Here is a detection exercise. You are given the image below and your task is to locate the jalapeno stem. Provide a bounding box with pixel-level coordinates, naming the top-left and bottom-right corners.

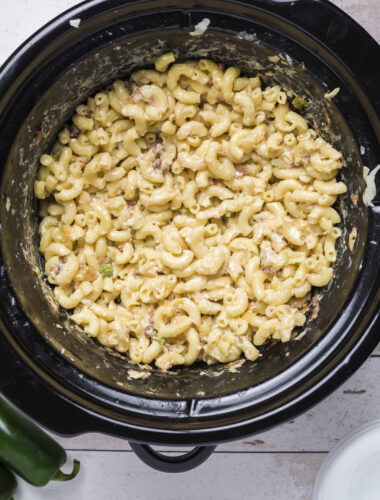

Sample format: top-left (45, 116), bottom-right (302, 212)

top-left (52, 460), bottom-right (80, 482)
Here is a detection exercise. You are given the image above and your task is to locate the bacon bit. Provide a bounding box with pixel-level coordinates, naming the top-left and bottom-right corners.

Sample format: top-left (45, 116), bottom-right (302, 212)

top-left (73, 155), bottom-right (90, 163)
top-left (302, 152), bottom-right (312, 163)
top-left (131, 88), bottom-right (143, 102)
top-left (261, 266), bottom-right (275, 275)
top-left (124, 80), bottom-right (133, 93)
top-left (235, 167), bottom-right (248, 179)
top-left (351, 193), bottom-right (359, 206)
top-left (150, 138), bottom-right (164, 155)
top-left (85, 109), bottom-right (94, 117)
top-left (144, 326), bottom-right (153, 338)
top-left (52, 257), bottom-right (66, 276)
top-left (98, 256), bottom-right (108, 265)
top-left (127, 200), bottom-right (137, 206)
top-left (69, 124), bottom-right (81, 138)
top-left (35, 130), bottom-right (46, 143)
top-left (200, 337), bottom-right (207, 345)
top-left (165, 344), bottom-right (173, 352)
top-left (35, 117), bottom-right (50, 143)
top-left (152, 159), bottom-right (162, 170)
top-left (149, 309), bottom-right (155, 322)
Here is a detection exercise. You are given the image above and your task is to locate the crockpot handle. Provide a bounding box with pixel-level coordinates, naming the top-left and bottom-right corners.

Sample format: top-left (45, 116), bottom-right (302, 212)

top-left (129, 442), bottom-right (216, 473)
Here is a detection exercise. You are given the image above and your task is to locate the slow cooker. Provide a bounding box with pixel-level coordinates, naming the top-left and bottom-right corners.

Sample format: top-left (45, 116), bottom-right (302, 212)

top-left (0, 0), bottom-right (379, 472)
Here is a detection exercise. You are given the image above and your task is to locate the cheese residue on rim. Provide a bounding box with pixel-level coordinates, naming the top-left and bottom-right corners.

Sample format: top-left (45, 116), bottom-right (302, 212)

top-left (236, 31), bottom-right (257, 41)
top-left (189, 18), bottom-right (210, 36)
top-left (69, 19), bottom-right (81, 28)
top-left (324, 87), bottom-right (340, 99)
top-left (363, 165), bottom-right (380, 207)
top-left (127, 369), bottom-right (150, 380)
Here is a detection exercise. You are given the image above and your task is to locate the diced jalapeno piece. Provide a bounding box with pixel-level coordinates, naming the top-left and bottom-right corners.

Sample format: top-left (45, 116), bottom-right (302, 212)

top-left (178, 207), bottom-right (191, 216)
top-left (292, 96), bottom-right (308, 110)
top-left (100, 260), bottom-right (113, 277)
top-left (151, 328), bottom-right (165, 346)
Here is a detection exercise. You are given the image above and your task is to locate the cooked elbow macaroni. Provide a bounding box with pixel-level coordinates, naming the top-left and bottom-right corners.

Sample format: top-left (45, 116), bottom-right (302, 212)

top-left (35, 54), bottom-right (347, 370)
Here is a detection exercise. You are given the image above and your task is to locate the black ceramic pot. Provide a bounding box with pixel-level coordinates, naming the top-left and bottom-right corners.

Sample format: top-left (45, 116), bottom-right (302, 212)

top-left (0, 0), bottom-right (379, 473)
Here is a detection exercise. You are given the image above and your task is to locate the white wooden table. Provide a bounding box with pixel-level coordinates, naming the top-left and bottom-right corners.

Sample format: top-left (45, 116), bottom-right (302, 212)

top-left (1, 1), bottom-right (379, 498)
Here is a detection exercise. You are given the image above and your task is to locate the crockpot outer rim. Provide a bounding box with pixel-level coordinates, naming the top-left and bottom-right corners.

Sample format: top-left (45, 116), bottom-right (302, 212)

top-left (0, 0), bottom-right (379, 444)
top-left (0, 290), bottom-right (379, 445)
top-left (0, 0), bottom-right (379, 118)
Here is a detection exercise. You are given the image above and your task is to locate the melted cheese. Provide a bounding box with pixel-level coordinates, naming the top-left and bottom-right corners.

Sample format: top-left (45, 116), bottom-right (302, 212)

top-left (190, 18), bottom-right (210, 36)
top-left (363, 165), bottom-right (380, 207)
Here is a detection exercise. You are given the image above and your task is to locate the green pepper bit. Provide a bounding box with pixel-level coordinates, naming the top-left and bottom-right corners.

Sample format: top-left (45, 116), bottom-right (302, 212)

top-left (0, 397), bottom-right (79, 487)
top-left (291, 96), bottom-right (308, 110)
top-left (0, 462), bottom-right (17, 500)
top-left (53, 460), bottom-right (80, 482)
top-left (100, 260), bottom-right (113, 277)
top-left (51, 151), bottom-right (61, 162)
top-left (151, 328), bottom-right (165, 346)
top-left (178, 206), bottom-right (191, 216)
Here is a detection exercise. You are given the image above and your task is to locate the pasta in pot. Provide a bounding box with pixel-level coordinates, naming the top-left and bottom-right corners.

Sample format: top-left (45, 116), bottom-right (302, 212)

top-left (34, 53), bottom-right (347, 371)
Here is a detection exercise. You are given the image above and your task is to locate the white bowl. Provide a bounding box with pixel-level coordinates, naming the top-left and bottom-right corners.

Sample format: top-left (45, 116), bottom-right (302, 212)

top-left (313, 420), bottom-right (380, 500)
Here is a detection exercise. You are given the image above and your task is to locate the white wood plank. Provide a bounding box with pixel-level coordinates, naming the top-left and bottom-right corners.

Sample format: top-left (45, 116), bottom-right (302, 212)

top-left (14, 451), bottom-right (326, 500)
top-left (52, 357), bottom-right (380, 453)
top-left (332, 0), bottom-right (380, 43)
top-left (372, 343), bottom-right (380, 356)
top-left (0, 0), bottom-right (79, 66)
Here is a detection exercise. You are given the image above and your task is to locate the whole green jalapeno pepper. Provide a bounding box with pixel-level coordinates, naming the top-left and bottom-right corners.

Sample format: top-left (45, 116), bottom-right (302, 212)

top-left (0, 397), bottom-right (80, 487)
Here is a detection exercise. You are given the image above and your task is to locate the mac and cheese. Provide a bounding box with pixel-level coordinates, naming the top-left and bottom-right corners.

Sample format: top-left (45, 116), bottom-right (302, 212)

top-left (35, 54), bottom-right (347, 370)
